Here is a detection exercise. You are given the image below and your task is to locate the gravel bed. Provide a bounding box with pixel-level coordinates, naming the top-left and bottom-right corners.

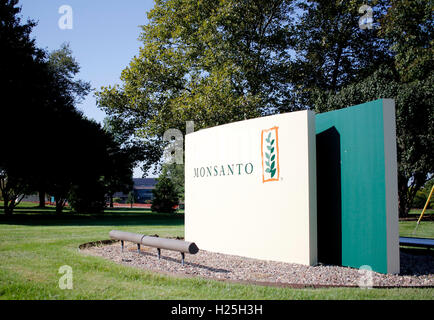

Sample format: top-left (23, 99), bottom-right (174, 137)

top-left (81, 241), bottom-right (434, 288)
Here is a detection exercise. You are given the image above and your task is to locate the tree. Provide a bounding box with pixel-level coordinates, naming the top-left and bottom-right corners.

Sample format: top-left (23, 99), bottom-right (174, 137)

top-left (379, 0), bottom-right (433, 84)
top-left (309, 0), bottom-right (433, 217)
top-left (286, 0), bottom-right (391, 109)
top-left (127, 191), bottom-right (135, 209)
top-left (0, 1), bottom-right (93, 214)
top-left (312, 66), bottom-right (433, 217)
top-left (151, 166), bottom-right (179, 213)
top-left (161, 163), bottom-right (185, 203)
top-left (102, 144), bottom-right (134, 208)
top-left (0, 1), bottom-right (135, 216)
top-left (47, 43), bottom-right (91, 104)
top-left (35, 44), bottom-right (91, 208)
top-left (0, 168), bottom-right (33, 215)
top-left (102, 116), bottom-right (160, 176)
top-left (0, 0), bottom-right (46, 214)
top-left (95, 0), bottom-right (432, 217)
top-left (68, 179), bottom-right (107, 213)
top-left (30, 98), bottom-right (130, 215)
top-left (102, 117), bottom-right (142, 206)
top-left (96, 0), bottom-right (295, 172)
top-left (61, 115), bottom-right (137, 214)
top-left (412, 178), bottom-right (434, 209)
top-left (62, 115), bottom-right (130, 214)
top-left (379, 1), bottom-right (433, 216)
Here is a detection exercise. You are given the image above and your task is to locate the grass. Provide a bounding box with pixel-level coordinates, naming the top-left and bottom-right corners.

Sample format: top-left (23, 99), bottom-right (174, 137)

top-left (0, 202), bottom-right (433, 300)
top-left (409, 208), bottom-right (434, 215)
top-left (400, 220), bottom-right (434, 238)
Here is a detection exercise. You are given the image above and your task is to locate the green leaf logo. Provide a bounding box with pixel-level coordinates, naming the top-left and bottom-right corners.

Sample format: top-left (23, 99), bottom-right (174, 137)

top-left (262, 127), bottom-right (279, 182)
top-left (265, 135), bottom-right (276, 178)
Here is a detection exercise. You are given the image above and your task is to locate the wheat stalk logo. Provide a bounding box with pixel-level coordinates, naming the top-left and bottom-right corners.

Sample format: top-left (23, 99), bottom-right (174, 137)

top-left (261, 127), bottom-right (279, 182)
top-left (264, 132), bottom-right (277, 178)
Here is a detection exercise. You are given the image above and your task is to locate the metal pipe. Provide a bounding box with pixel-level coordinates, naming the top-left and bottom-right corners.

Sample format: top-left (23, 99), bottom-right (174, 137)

top-left (109, 230), bottom-right (145, 244)
top-left (109, 230), bottom-right (199, 254)
top-left (140, 236), bottom-right (199, 254)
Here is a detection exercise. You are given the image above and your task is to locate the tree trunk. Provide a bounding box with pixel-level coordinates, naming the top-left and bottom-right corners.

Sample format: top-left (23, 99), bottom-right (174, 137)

top-left (38, 190), bottom-right (46, 208)
top-left (56, 202), bottom-right (63, 214)
top-left (330, 45), bottom-right (343, 92)
top-left (109, 194), bottom-right (114, 208)
top-left (3, 194), bottom-right (12, 216)
top-left (55, 196), bottom-right (63, 214)
top-left (6, 196), bottom-right (16, 216)
top-left (4, 206), bottom-right (12, 215)
top-left (398, 200), bottom-right (408, 218)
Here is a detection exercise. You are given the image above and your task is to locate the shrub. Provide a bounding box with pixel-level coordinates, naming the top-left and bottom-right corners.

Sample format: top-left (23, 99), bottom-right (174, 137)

top-left (126, 191), bottom-right (135, 208)
top-left (68, 181), bottom-right (106, 213)
top-left (151, 169), bottom-right (179, 213)
top-left (411, 179), bottom-right (434, 209)
top-left (412, 190), bottom-right (433, 209)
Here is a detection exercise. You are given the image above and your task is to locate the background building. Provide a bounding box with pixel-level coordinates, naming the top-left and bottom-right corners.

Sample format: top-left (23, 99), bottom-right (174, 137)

top-left (113, 178), bottom-right (157, 204)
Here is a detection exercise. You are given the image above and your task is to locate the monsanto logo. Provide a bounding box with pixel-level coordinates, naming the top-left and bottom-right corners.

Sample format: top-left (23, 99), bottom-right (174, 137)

top-left (261, 126), bottom-right (280, 182)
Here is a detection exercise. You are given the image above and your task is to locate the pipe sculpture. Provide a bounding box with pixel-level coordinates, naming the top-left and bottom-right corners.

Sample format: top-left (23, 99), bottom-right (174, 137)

top-left (109, 230), bottom-right (199, 265)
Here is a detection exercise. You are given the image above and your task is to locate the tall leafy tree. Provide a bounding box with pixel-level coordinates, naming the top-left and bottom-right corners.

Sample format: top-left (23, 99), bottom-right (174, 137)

top-left (0, 0), bottom-right (136, 216)
top-left (101, 138), bottom-right (135, 208)
top-left (379, 0), bottom-right (433, 217)
top-left (380, 0), bottom-right (433, 83)
top-left (0, 0), bottom-right (46, 214)
top-left (95, 0), bottom-right (432, 218)
top-left (0, 1), bottom-right (92, 214)
top-left (312, 67), bottom-right (433, 217)
top-left (287, 0), bottom-right (391, 109)
top-left (0, 170), bottom-right (34, 215)
top-left (96, 0), bottom-right (295, 172)
top-left (47, 43), bottom-right (91, 104)
top-left (310, 0), bottom-right (433, 217)
top-left (102, 116), bottom-right (151, 177)
top-left (35, 44), bottom-right (91, 208)
top-left (45, 110), bottom-right (133, 214)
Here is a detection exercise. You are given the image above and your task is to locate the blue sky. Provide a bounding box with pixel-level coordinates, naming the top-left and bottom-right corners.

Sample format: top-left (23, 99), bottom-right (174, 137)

top-left (19, 0), bottom-right (156, 177)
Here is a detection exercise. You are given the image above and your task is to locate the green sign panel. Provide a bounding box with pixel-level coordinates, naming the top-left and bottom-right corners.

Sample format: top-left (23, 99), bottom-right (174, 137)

top-left (316, 99), bottom-right (399, 274)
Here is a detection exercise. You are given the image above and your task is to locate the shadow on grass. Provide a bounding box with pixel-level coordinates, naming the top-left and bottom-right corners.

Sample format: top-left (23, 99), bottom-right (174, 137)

top-left (0, 209), bottom-right (184, 227)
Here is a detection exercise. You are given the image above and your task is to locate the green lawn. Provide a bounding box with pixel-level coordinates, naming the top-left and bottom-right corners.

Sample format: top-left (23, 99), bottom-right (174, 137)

top-left (0, 202), bottom-right (432, 300)
top-left (400, 220), bottom-right (434, 238)
top-left (409, 208), bottom-right (434, 218)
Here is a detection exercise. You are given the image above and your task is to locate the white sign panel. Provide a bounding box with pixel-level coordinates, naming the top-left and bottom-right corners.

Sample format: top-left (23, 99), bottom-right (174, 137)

top-left (185, 110), bottom-right (318, 265)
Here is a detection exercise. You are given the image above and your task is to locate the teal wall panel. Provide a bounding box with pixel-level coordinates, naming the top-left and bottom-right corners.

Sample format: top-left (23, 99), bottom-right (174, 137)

top-left (316, 99), bottom-right (395, 274)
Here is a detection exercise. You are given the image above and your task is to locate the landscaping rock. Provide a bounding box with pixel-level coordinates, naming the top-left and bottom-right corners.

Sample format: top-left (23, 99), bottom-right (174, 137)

top-left (81, 241), bottom-right (433, 288)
